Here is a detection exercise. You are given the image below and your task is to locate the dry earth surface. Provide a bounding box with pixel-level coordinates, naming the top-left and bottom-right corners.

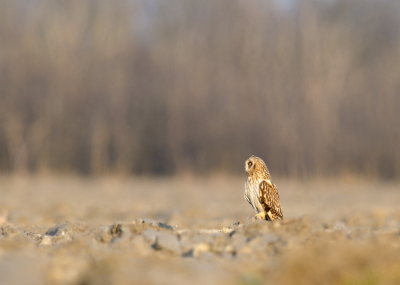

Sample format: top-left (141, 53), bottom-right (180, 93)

top-left (0, 175), bottom-right (400, 285)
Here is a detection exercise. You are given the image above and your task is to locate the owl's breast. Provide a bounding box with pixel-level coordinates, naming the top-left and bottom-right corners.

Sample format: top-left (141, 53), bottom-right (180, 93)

top-left (244, 178), bottom-right (264, 213)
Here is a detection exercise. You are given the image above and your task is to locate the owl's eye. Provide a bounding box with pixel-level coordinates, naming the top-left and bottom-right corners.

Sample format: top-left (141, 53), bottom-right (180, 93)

top-left (247, 161), bottom-right (253, 167)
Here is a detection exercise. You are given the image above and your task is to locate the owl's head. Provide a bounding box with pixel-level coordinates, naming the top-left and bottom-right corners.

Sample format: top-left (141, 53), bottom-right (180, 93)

top-left (245, 155), bottom-right (269, 177)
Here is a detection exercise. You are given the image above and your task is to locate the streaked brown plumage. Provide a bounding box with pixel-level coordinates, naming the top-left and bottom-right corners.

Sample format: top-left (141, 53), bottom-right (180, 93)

top-left (244, 155), bottom-right (283, 221)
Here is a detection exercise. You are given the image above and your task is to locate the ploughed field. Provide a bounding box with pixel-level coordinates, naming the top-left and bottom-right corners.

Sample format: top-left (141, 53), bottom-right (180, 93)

top-left (0, 176), bottom-right (400, 285)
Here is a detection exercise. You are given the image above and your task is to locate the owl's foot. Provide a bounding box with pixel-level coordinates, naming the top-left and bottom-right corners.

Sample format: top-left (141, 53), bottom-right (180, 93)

top-left (252, 212), bottom-right (267, 221)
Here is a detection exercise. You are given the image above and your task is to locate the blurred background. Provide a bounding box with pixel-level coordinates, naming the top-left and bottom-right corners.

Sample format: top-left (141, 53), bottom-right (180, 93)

top-left (0, 0), bottom-right (399, 179)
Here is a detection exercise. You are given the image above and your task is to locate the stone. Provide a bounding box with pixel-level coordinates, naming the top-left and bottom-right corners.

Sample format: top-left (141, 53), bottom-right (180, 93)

top-left (1, 224), bottom-right (20, 237)
top-left (132, 219), bottom-right (143, 224)
top-left (142, 229), bottom-right (158, 244)
top-left (38, 235), bottom-right (53, 246)
top-left (220, 227), bottom-right (234, 234)
top-left (46, 221), bottom-right (92, 237)
top-left (24, 232), bottom-right (43, 244)
top-left (199, 229), bottom-right (221, 235)
top-left (155, 232), bottom-right (181, 254)
top-left (141, 219), bottom-right (159, 226)
top-left (179, 241), bottom-right (193, 255)
top-left (109, 223), bottom-right (134, 239)
top-left (92, 226), bottom-right (113, 244)
top-left (141, 219), bottom-right (174, 230)
top-left (131, 235), bottom-right (153, 256)
top-left (158, 222), bottom-right (174, 231)
top-left (193, 243), bottom-right (210, 257)
top-left (192, 233), bottom-right (215, 244)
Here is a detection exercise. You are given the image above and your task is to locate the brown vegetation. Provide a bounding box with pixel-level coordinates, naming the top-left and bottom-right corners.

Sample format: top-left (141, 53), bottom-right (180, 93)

top-left (0, 0), bottom-right (399, 178)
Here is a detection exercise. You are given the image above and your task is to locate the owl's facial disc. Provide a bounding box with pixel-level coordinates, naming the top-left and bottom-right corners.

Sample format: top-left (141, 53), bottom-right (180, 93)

top-left (245, 159), bottom-right (255, 172)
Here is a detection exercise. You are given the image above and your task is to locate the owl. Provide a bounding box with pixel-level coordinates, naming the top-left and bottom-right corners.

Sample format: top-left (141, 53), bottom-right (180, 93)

top-left (244, 155), bottom-right (283, 221)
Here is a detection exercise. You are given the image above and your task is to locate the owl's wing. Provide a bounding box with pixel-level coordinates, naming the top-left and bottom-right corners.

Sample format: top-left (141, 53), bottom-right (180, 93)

top-left (259, 180), bottom-right (283, 220)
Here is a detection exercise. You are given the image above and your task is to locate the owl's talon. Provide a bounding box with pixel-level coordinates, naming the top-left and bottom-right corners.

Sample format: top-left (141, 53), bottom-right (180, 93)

top-left (252, 213), bottom-right (266, 221)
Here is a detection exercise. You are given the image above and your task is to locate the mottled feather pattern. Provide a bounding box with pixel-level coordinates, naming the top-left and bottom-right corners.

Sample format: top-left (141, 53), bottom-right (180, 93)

top-left (244, 155), bottom-right (283, 221)
top-left (259, 180), bottom-right (283, 220)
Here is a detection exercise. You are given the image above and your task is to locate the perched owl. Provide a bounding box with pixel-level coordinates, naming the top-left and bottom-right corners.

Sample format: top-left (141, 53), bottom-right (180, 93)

top-left (244, 155), bottom-right (283, 221)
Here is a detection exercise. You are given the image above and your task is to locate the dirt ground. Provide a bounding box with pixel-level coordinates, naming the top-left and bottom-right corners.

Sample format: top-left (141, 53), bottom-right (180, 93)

top-left (0, 175), bottom-right (399, 285)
